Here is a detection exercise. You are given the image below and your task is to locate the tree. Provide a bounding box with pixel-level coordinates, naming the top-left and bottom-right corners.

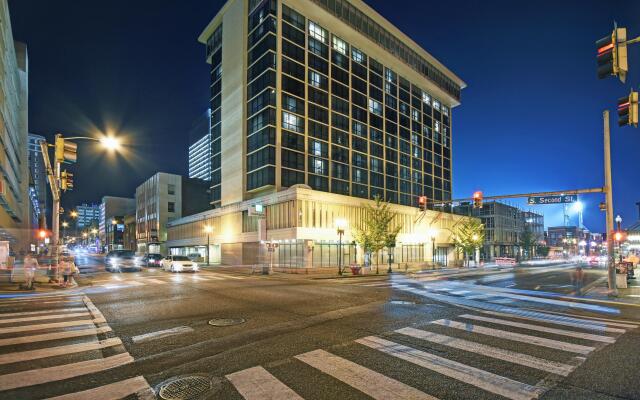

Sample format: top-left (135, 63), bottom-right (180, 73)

top-left (451, 219), bottom-right (485, 267)
top-left (537, 245), bottom-right (550, 257)
top-left (353, 196), bottom-right (402, 274)
top-left (519, 223), bottom-right (538, 260)
top-left (384, 226), bottom-right (401, 273)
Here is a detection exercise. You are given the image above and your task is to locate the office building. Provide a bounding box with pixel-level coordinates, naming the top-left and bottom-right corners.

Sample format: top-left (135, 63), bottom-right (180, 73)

top-left (0, 1), bottom-right (30, 252)
top-left (75, 203), bottom-right (101, 229)
top-left (188, 109), bottom-right (212, 182)
top-left (166, 0), bottom-right (468, 267)
top-left (135, 173), bottom-right (209, 255)
top-left (100, 196), bottom-right (135, 251)
top-left (27, 134), bottom-right (47, 230)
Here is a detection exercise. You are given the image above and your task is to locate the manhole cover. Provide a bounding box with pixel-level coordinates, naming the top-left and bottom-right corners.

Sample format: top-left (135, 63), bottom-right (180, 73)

top-left (208, 317), bottom-right (246, 327)
top-left (158, 375), bottom-right (212, 400)
top-left (388, 300), bottom-right (416, 305)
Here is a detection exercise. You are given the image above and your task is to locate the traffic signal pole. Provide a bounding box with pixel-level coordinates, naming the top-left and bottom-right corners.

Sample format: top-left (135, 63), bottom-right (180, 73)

top-left (603, 110), bottom-right (617, 296)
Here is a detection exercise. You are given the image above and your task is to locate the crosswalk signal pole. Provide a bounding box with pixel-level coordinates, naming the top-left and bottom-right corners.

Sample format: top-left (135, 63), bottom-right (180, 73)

top-left (603, 110), bottom-right (617, 296)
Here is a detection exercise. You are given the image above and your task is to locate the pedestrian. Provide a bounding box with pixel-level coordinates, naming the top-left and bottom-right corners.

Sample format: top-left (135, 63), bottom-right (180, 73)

top-left (60, 256), bottom-right (75, 287)
top-left (22, 252), bottom-right (38, 290)
top-left (572, 266), bottom-right (585, 296)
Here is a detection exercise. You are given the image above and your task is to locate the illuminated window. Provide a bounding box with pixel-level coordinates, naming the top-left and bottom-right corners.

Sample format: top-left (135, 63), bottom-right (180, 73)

top-left (309, 71), bottom-right (321, 87)
top-left (351, 47), bottom-right (364, 63)
top-left (433, 99), bottom-right (441, 111)
top-left (442, 105), bottom-right (449, 116)
top-left (332, 36), bottom-right (347, 55)
top-left (422, 92), bottom-right (431, 105)
top-left (411, 108), bottom-right (419, 121)
top-left (368, 99), bottom-right (382, 116)
top-left (308, 21), bottom-right (326, 43)
top-left (282, 111), bottom-right (303, 133)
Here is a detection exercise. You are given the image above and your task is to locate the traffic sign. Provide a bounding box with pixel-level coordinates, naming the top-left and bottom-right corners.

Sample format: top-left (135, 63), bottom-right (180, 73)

top-left (527, 195), bottom-right (577, 205)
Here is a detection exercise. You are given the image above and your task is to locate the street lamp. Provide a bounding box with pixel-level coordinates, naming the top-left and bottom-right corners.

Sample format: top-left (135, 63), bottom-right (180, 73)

top-left (70, 210), bottom-right (78, 218)
top-left (428, 228), bottom-right (438, 266)
top-left (336, 218), bottom-right (347, 275)
top-left (204, 225), bottom-right (213, 266)
top-left (62, 221), bottom-right (69, 244)
top-left (616, 215), bottom-right (622, 231)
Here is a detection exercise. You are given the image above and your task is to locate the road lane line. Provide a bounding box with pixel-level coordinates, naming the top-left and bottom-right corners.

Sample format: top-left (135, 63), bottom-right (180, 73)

top-left (0, 312), bottom-right (91, 325)
top-left (198, 275), bottom-right (224, 280)
top-left (144, 278), bottom-right (167, 285)
top-left (0, 318), bottom-right (103, 335)
top-left (0, 352), bottom-right (133, 391)
top-left (124, 280), bottom-right (145, 286)
top-left (431, 319), bottom-right (595, 355)
top-left (191, 275), bottom-right (209, 281)
top-left (0, 326), bottom-right (112, 347)
top-left (295, 349), bottom-right (436, 400)
top-left (396, 327), bottom-right (575, 376)
top-left (131, 326), bottom-right (194, 344)
top-left (460, 314), bottom-right (616, 343)
top-left (226, 366), bottom-right (304, 400)
top-left (357, 336), bottom-right (543, 400)
top-left (46, 375), bottom-right (153, 400)
top-left (0, 337), bottom-right (122, 365)
top-left (0, 307), bottom-right (86, 318)
top-left (477, 310), bottom-right (626, 334)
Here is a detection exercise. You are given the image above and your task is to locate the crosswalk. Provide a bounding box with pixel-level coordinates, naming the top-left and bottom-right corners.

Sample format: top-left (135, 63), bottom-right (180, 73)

top-left (0, 292), bottom-right (154, 399)
top-left (219, 281), bottom-right (638, 399)
top-left (90, 271), bottom-right (247, 291)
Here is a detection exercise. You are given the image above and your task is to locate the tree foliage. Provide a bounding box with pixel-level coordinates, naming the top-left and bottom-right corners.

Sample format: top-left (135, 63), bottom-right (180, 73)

top-left (353, 196), bottom-right (402, 273)
top-left (451, 218), bottom-right (485, 267)
top-left (518, 223), bottom-right (538, 260)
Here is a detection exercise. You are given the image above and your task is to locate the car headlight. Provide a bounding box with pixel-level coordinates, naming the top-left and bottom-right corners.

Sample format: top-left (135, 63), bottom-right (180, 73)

top-left (174, 264), bottom-right (183, 271)
top-left (193, 263), bottom-right (199, 270)
top-left (110, 258), bottom-right (119, 265)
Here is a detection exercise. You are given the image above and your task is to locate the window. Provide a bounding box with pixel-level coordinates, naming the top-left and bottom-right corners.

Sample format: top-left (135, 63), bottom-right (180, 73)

top-left (368, 99), bottom-right (382, 116)
top-left (411, 108), bottom-right (420, 121)
top-left (422, 92), bottom-right (431, 105)
top-left (309, 21), bottom-right (327, 43)
top-left (309, 157), bottom-right (328, 175)
top-left (168, 202), bottom-right (175, 213)
top-left (433, 99), bottom-right (441, 111)
top-left (167, 184), bottom-right (175, 195)
top-left (309, 71), bottom-right (322, 88)
top-left (332, 35), bottom-right (347, 55)
top-left (351, 47), bottom-right (364, 63)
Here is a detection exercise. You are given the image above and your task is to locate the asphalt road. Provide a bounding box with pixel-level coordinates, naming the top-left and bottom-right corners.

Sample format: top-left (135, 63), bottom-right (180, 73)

top-left (0, 262), bottom-right (638, 400)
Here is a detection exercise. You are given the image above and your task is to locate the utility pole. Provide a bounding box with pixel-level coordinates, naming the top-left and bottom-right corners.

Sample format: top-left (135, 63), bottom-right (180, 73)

top-left (603, 110), bottom-right (617, 296)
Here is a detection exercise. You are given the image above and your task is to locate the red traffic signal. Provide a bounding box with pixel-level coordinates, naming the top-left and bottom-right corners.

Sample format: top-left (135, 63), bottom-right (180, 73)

top-left (473, 191), bottom-right (483, 209)
top-left (618, 91), bottom-right (638, 127)
top-left (418, 195), bottom-right (427, 211)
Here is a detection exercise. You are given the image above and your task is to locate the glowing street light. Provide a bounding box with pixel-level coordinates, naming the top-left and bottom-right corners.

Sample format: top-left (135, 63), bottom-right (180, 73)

top-left (100, 136), bottom-right (121, 151)
top-left (70, 210), bottom-right (78, 218)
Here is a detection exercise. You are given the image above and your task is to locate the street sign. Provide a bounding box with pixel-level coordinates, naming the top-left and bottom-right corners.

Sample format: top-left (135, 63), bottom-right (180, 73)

top-left (527, 195), bottom-right (577, 205)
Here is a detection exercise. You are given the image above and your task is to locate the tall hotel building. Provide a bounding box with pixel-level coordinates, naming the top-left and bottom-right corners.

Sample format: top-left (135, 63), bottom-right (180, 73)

top-left (167, 0), bottom-right (470, 267)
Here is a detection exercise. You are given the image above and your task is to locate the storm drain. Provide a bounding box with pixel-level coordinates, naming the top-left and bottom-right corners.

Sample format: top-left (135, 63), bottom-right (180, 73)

top-left (208, 317), bottom-right (246, 327)
top-left (158, 375), bottom-right (212, 400)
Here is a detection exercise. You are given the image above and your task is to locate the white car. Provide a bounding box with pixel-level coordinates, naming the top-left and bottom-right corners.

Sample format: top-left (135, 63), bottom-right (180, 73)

top-left (161, 255), bottom-right (199, 272)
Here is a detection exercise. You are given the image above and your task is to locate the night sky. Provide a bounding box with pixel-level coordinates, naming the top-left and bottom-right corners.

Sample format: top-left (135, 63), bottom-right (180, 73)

top-left (7, 0), bottom-right (640, 232)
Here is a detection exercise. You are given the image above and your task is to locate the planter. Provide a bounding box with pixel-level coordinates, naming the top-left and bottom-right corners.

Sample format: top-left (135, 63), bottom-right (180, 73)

top-left (350, 266), bottom-right (362, 275)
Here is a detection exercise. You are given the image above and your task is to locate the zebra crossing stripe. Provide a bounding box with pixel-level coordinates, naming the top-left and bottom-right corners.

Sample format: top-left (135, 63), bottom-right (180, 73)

top-left (46, 375), bottom-right (154, 400)
top-left (0, 325), bottom-right (112, 347)
top-left (0, 337), bottom-right (122, 365)
top-left (296, 349), bottom-right (436, 400)
top-left (477, 310), bottom-right (626, 334)
top-left (226, 366), bottom-right (304, 400)
top-left (459, 314), bottom-right (616, 343)
top-left (0, 318), bottom-right (102, 335)
top-left (0, 352), bottom-right (133, 391)
top-left (395, 327), bottom-right (575, 376)
top-left (125, 281), bottom-right (145, 286)
top-left (200, 275), bottom-right (224, 280)
top-left (357, 336), bottom-right (544, 400)
top-left (0, 312), bottom-right (90, 325)
top-left (144, 278), bottom-right (167, 284)
top-left (431, 319), bottom-right (595, 355)
top-left (211, 274), bottom-right (244, 280)
top-left (0, 307), bottom-right (87, 318)
top-left (527, 309), bottom-right (639, 329)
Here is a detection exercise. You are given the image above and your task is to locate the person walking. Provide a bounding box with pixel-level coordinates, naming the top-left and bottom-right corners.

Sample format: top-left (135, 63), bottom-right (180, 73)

top-left (22, 252), bottom-right (38, 290)
top-left (572, 266), bottom-right (585, 296)
top-left (60, 256), bottom-right (75, 287)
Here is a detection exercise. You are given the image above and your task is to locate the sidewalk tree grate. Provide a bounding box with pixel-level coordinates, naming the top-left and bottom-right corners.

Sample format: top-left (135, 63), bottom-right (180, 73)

top-left (209, 317), bottom-right (246, 327)
top-left (158, 375), bottom-right (212, 400)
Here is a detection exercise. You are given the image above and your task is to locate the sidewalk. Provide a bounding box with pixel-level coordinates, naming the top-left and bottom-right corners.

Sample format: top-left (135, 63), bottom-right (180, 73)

top-left (0, 270), bottom-right (81, 295)
top-left (583, 275), bottom-right (640, 304)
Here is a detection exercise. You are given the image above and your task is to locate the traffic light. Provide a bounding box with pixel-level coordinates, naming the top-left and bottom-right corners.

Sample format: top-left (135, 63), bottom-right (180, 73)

top-left (596, 27), bottom-right (628, 82)
top-left (61, 170), bottom-right (74, 191)
top-left (54, 136), bottom-right (78, 164)
top-left (617, 91), bottom-right (639, 127)
top-left (473, 191), bottom-right (483, 209)
top-left (418, 195), bottom-right (427, 211)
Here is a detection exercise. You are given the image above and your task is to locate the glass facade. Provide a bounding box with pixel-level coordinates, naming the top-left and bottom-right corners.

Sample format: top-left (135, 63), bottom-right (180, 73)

top-left (245, 2), bottom-right (452, 206)
top-left (209, 25), bottom-right (223, 207)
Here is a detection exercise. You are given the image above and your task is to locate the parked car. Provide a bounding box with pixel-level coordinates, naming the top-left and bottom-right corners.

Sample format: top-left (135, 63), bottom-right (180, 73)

top-left (105, 250), bottom-right (142, 272)
top-left (161, 255), bottom-right (199, 273)
top-left (143, 253), bottom-right (164, 267)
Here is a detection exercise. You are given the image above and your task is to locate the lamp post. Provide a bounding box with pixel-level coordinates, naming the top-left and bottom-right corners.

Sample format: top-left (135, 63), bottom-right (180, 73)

top-left (82, 232), bottom-right (88, 246)
top-left (428, 228), bottom-right (437, 267)
top-left (204, 225), bottom-right (213, 266)
top-left (61, 221), bottom-right (69, 244)
top-left (615, 215), bottom-right (623, 263)
top-left (336, 218), bottom-right (347, 275)
top-left (472, 233), bottom-right (479, 267)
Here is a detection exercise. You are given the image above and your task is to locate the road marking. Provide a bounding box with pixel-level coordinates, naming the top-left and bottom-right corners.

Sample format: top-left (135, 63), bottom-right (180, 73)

top-left (46, 375), bottom-right (154, 400)
top-left (144, 278), bottom-right (167, 285)
top-left (131, 326), bottom-right (194, 344)
top-left (477, 310), bottom-right (626, 334)
top-left (0, 307), bottom-right (87, 318)
top-left (0, 337), bottom-right (122, 365)
top-left (191, 275), bottom-right (209, 281)
top-left (460, 314), bottom-right (616, 343)
top-left (357, 336), bottom-right (543, 400)
top-left (361, 282), bottom-right (392, 287)
top-left (0, 312), bottom-right (91, 325)
top-left (209, 273), bottom-right (244, 280)
top-left (0, 295), bottom-right (84, 305)
top-left (226, 366), bottom-right (304, 400)
top-left (527, 309), bottom-right (639, 329)
top-left (199, 275), bottom-right (224, 280)
top-left (0, 326), bottom-right (112, 347)
top-left (431, 319), bottom-right (595, 355)
top-left (396, 327), bottom-right (575, 376)
top-left (0, 352), bottom-right (133, 391)
top-left (296, 349), bottom-right (436, 400)
top-left (40, 300), bottom-right (85, 305)
top-left (0, 318), bottom-right (103, 335)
